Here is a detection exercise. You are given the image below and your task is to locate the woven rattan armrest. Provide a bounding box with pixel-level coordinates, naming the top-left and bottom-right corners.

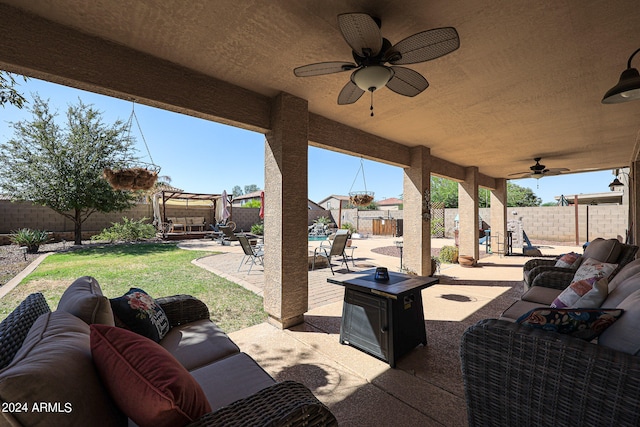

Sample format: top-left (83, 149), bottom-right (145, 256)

top-left (186, 380), bottom-right (337, 427)
top-left (461, 319), bottom-right (640, 427)
top-left (523, 258), bottom-right (558, 272)
top-left (155, 294), bottom-right (210, 327)
top-left (529, 268), bottom-right (575, 290)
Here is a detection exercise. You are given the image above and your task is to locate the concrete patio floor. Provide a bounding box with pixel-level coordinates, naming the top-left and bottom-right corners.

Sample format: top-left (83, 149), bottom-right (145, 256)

top-left (179, 236), bottom-right (581, 426)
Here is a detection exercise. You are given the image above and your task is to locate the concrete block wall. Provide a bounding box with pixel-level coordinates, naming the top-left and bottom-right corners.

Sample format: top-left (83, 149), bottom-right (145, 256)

top-left (444, 205), bottom-right (629, 243)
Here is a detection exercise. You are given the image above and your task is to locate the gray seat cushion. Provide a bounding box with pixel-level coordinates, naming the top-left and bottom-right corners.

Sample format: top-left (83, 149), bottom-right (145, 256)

top-left (190, 352), bottom-right (276, 411)
top-left (160, 319), bottom-right (240, 371)
top-left (583, 238), bottom-right (622, 264)
top-left (599, 289), bottom-right (640, 355)
top-left (500, 300), bottom-right (549, 322)
top-left (521, 286), bottom-right (563, 305)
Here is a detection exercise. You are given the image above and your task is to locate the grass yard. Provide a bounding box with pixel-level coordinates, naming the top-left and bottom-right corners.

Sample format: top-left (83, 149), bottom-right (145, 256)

top-left (0, 243), bottom-right (267, 332)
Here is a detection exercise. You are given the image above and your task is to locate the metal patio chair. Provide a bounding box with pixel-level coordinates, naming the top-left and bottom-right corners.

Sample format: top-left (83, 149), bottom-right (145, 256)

top-left (237, 235), bottom-right (264, 273)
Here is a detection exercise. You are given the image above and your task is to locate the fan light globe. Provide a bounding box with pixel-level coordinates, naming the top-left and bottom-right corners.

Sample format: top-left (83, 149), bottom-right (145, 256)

top-left (352, 66), bottom-right (393, 92)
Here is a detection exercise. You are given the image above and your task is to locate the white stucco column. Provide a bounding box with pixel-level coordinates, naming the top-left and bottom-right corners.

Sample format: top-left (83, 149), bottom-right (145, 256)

top-left (490, 178), bottom-right (508, 254)
top-left (402, 146), bottom-right (432, 275)
top-left (264, 93), bottom-right (308, 328)
top-left (458, 167), bottom-right (480, 261)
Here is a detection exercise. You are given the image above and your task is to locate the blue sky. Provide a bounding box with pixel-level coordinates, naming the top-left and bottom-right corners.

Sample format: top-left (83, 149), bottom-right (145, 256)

top-left (0, 77), bottom-right (616, 204)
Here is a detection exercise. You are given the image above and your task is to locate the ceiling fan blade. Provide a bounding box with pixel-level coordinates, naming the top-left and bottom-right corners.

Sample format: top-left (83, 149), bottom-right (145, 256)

top-left (389, 27), bottom-right (460, 65)
top-left (294, 62), bottom-right (357, 77)
top-left (337, 80), bottom-right (365, 105)
top-left (386, 67), bottom-right (429, 97)
top-left (338, 13), bottom-right (383, 57)
top-left (546, 168), bottom-right (570, 173)
top-left (507, 171), bottom-right (532, 177)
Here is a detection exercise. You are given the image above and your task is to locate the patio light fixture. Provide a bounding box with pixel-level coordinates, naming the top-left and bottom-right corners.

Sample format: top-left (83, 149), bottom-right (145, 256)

top-left (609, 169), bottom-right (625, 191)
top-left (602, 48), bottom-right (640, 104)
top-left (609, 177), bottom-right (624, 191)
top-left (351, 65), bottom-right (393, 92)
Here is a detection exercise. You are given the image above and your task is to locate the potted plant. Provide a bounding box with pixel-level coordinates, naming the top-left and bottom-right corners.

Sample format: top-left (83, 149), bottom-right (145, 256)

top-left (341, 222), bottom-right (356, 246)
top-left (10, 228), bottom-right (50, 254)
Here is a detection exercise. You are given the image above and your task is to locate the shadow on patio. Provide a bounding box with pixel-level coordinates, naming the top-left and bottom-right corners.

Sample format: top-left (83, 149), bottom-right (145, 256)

top-left (184, 237), bottom-right (549, 426)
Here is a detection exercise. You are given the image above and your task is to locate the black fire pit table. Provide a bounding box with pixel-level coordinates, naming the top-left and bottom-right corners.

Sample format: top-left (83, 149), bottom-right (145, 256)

top-left (327, 269), bottom-right (438, 368)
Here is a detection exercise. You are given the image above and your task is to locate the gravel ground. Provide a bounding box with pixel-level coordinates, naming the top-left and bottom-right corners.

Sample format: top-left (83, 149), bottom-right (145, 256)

top-left (0, 240), bottom-right (102, 286)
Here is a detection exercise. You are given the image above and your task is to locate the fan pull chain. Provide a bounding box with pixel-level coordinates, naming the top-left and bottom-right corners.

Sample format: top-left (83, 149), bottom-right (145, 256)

top-left (370, 91), bottom-right (374, 117)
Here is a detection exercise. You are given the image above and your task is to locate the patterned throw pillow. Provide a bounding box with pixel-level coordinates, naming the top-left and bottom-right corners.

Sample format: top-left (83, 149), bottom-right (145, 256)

top-left (517, 308), bottom-right (624, 341)
top-left (572, 258), bottom-right (618, 282)
top-left (554, 252), bottom-right (581, 268)
top-left (110, 288), bottom-right (170, 342)
top-left (550, 276), bottom-right (609, 308)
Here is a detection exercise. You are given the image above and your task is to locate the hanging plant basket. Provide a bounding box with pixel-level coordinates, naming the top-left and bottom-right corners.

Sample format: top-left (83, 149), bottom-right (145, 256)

top-left (349, 191), bottom-right (375, 206)
top-left (103, 164), bottom-right (159, 191)
top-left (104, 101), bottom-right (162, 191)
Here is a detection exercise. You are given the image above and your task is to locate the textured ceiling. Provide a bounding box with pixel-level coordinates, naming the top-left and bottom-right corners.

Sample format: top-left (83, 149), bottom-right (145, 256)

top-left (2, 0), bottom-right (640, 180)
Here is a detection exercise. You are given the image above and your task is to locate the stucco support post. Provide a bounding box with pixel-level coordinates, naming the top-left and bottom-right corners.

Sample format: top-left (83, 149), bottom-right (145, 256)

top-left (402, 146), bottom-right (432, 275)
top-left (630, 160), bottom-right (640, 246)
top-left (490, 178), bottom-right (508, 254)
top-left (264, 93), bottom-right (308, 328)
top-left (458, 167), bottom-right (480, 261)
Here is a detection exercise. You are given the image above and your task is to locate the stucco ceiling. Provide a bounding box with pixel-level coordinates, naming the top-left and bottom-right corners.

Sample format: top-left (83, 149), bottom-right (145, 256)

top-left (2, 0), bottom-right (640, 181)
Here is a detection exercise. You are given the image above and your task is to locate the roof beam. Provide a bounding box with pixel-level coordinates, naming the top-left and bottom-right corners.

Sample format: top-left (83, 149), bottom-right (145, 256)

top-left (0, 3), bottom-right (271, 133)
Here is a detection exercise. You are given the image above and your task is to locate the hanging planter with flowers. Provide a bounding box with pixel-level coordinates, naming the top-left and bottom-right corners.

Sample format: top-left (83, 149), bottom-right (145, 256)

top-left (104, 102), bottom-right (161, 191)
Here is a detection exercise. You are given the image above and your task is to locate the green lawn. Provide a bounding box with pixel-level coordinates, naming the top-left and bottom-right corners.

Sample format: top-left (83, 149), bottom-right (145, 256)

top-left (0, 243), bottom-right (267, 332)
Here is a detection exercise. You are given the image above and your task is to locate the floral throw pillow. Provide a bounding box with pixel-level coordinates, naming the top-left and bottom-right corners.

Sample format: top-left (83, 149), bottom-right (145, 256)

top-left (517, 308), bottom-right (624, 341)
top-left (550, 276), bottom-right (609, 309)
top-left (571, 258), bottom-right (618, 283)
top-left (554, 252), bottom-right (581, 268)
top-left (110, 288), bottom-right (170, 342)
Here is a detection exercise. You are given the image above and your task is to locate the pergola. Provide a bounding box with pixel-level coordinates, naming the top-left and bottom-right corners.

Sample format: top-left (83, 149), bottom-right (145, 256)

top-left (2, 1), bottom-right (639, 327)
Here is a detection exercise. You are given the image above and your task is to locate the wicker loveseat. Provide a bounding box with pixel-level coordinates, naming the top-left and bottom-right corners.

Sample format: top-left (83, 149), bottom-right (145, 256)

top-left (523, 237), bottom-right (638, 290)
top-left (0, 277), bottom-right (337, 427)
top-left (461, 257), bottom-right (640, 426)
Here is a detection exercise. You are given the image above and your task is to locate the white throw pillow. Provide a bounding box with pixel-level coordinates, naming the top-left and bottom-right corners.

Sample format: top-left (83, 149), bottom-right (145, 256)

top-left (550, 277), bottom-right (609, 309)
top-left (572, 258), bottom-right (618, 283)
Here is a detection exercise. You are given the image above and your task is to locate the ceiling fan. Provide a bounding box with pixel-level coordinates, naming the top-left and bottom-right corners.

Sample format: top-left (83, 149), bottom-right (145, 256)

top-left (293, 13), bottom-right (459, 116)
top-left (508, 158), bottom-right (570, 180)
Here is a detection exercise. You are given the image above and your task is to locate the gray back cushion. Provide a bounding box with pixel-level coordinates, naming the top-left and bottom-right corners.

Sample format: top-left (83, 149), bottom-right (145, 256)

top-left (583, 238), bottom-right (622, 264)
top-left (57, 276), bottom-right (114, 326)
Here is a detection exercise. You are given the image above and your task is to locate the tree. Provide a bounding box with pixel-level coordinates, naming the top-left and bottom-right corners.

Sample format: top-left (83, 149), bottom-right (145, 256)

top-left (232, 185), bottom-right (243, 197)
top-left (0, 95), bottom-right (140, 244)
top-left (506, 182), bottom-right (541, 207)
top-left (244, 184), bottom-right (260, 194)
top-left (431, 176), bottom-right (541, 208)
top-left (431, 177), bottom-right (459, 208)
top-left (0, 71), bottom-right (28, 109)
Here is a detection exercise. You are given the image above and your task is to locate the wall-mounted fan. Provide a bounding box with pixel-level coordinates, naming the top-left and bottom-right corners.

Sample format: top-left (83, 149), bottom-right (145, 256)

top-left (293, 13), bottom-right (459, 115)
top-left (508, 158), bottom-right (570, 180)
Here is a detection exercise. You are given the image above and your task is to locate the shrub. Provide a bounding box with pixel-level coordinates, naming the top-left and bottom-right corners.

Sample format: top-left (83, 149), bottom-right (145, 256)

top-left (10, 228), bottom-right (50, 253)
top-left (314, 216), bottom-right (331, 225)
top-left (91, 217), bottom-right (156, 243)
top-left (439, 245), bottom-right (459, 264)
top-left (251, 222), bottom-right (264, 235)
top-left (340, 222), bottom-right (356, 234)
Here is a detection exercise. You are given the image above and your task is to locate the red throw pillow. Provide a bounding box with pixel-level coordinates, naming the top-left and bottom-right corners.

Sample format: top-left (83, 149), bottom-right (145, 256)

top-left (90, 324), bottom-right (211, 427)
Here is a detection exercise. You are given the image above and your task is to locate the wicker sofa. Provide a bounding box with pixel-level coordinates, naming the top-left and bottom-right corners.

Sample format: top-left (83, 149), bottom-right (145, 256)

top-left (523, 237), bottom-right (638, 290)
top-left (0, 277), bottom-right (337, 427)
top-left (461, 256), bottom-right (640, 426)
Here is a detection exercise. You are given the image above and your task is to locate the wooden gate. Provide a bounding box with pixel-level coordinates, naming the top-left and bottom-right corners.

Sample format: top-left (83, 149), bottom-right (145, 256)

top-left (372, 218), bottom-right (398, 236)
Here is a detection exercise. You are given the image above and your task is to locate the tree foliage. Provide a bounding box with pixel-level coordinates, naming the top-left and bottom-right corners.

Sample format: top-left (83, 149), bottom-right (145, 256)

top-left (232, 185), bottom-right (243, 197)
top-left (0, 71), bottom-right (28, 109)
top-left (244, 184), bottom-right (260, 194)
top-left (0, 95), bottom-right (140, 244)
top-left (430, 176), bottom-right (541, 208)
